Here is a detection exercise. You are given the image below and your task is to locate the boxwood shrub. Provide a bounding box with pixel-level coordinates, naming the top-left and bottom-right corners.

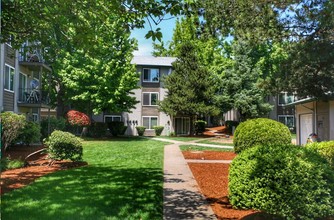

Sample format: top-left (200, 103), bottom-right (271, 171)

top-left (233, 118), bottom-right (291, 153)
top-left (228, 144), bottom-right (334, 220)
top-left (15, 121), bottom-right (41, 146)
top-left (88, 122), bottom-right (108, 138)
top-left (107, 121), bottom-right (127, 136)
top-left (306, 141), bottom-right (334, 168)
top-left (194, 120), bottom-right (206, 135)
top-left (153, 126), bottom-right (164, 136)
top-left (136, 126), bottom-right (146, 136)
top-left (44, 130), bottom-right (83, 162)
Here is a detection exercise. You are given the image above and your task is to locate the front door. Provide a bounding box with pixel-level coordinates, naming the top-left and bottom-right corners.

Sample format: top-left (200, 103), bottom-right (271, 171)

top-left (300, 114), bottom-right (313, 145)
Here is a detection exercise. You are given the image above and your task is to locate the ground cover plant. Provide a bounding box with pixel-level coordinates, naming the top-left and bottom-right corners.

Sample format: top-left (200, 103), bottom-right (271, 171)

top-left (2, 138), bottom-right (165, 220)
top-left (196, 139), bottom-right (234, 146)
top-left (180, 145), bottom-right (233, 152)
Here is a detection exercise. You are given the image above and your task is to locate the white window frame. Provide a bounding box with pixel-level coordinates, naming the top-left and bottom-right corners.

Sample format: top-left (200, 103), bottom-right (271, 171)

top-left (142, 92), bottom-right (159, 106)
top-left (278, 92), bottom-right (295, 106)
top-left (104, 115), bottom-right (122, 123)
top-left (143, 68), bottom-right (160, 83)
top-left (4, 64), bottom-right (15, 92)
top-left (142, 116), bottom-right (158, 130)
top-left (278, 115), bottom-right (295, 128)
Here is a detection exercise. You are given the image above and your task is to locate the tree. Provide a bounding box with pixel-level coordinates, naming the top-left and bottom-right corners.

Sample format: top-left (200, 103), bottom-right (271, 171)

top-left (1, 0), bottom-right (192, 116)
top-left (218, 40), bottom-right (272, 121)
top-left (159, 43), bottom-right (220, 134)
top-left (195, 0), bottom-right (334, 99)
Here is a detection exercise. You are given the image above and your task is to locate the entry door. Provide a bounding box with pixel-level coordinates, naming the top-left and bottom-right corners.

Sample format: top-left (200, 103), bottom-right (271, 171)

top-left (174, 117), bottom-right (190, 135)
top-left (300, 114), bottom-right (313, 145)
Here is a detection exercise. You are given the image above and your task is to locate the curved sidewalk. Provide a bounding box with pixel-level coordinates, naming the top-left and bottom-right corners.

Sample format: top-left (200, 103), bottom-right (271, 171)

top-left (161, 138), bottom-right (233, 220)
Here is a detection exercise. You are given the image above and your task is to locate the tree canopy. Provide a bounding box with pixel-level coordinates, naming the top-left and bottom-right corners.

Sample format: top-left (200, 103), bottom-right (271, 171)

top-left (1, 0), bottom-right (193, 116)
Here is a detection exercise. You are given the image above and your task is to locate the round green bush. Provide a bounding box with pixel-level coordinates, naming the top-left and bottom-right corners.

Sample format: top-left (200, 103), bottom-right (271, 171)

top-left (88, 122), bottom-right (108, 138)
top-left (15, 121), bottom-right (41, 146)
top-left (228, 144), bottom-right (334, 219)
top-left (306, 141), bottom-right (334, 168)
top-left (44, 130), bottom-right (83, 162)
top-left (107, 121), bottom-right (127, 136)
top-left (233, 118), bottom-right (291, 153)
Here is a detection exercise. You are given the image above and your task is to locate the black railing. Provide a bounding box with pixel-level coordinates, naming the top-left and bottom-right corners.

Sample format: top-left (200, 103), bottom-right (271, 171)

top-left (19, 43), bottom-right (46, 63)
top-left (18, 88), bottom-right (50, 105)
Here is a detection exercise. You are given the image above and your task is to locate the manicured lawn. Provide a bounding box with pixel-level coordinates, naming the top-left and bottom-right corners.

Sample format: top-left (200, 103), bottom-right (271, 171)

top-left (153, 136), bottom-right (203, 142)
top-left (180, 145), bottom-right (234, 152)
top-left (2, 138), bottom-right (165, 220)
top-left (196, 139), bottom-right (234, 146)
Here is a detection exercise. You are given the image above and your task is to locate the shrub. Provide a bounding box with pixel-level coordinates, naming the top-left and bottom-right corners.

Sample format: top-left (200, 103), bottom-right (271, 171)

top-left (194, 120), bottom-right (206, 135)
top-left (153, 126), bottom-right (164, 136)
top-left (233, 118), bottom-right (291, 153)
top-left (66, 110), bottom-right (91, 127)
top-left (40, 117), bottom-right (66, 140)
top-left (0, 112), bottom-right (26, 151)
top-left (225, 120), bottom-right (239, 134)
top-left (107, 121), bottom-right (127, 136)
top-left (15, 121), bottom-right (41, 146)
top-left (88, 122), bottom-right (108, 138)
top-left (136, 126), bottom-right (146, 136)
top-left (228, 144), bottom-right (334, 220)
top-left (44, 130), bottom-right (83, 162)
top-left (306, 141), bottom-right (334, 168)
top-left (0, 157), bottom-right (25, 170)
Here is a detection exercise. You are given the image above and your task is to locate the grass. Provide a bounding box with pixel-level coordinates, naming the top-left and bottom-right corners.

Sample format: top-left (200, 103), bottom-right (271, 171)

top-left (152, 136), bottom-right (204, 142)
top-left (180, 145), bottom-right (234, 152)
top-left (1, 137), bottom-right (165, 220)
top-left (196, 139), bottom-right (234, 146)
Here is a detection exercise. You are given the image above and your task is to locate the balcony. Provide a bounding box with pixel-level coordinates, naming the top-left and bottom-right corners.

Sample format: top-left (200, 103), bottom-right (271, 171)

top-left (19, 43), bottom-right (52, 72)
top-left (17, 88), bottom-right (51, 108)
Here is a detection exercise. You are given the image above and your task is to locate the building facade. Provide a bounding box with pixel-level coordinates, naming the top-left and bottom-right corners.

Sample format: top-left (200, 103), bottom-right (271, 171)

top-left (0, 42), bottom-right (52, 121)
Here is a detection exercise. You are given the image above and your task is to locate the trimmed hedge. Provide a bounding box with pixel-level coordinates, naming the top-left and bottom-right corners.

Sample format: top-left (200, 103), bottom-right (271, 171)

top-left (107, 121), bottom-right (127, 136)
top-left (44, 130), bottom-right (83, 162)
top-left (15, 121), bottom-right (41, 146)
top-left (225, 120), bottom-right (239, 134)
top-left (88, 122), bottom-right (108, 138)
top-left (194, 120), bottom-right (206, 135)
top-left (229, 144), bottom-right (334, 219)
top-left (153, 126), bottom-right (164, 136)
top-left (306, 141), bottom-right (334, 168)
top-left (136, 126), bottom-right (146, 136)
top-left (40, 117), bottom-right (66, 139)
top-left (233, 118), bottom-right (291, 153)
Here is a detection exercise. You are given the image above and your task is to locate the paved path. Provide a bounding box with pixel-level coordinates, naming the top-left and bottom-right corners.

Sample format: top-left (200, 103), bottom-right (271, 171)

top-left (151, 137), bottom-right (234, 220)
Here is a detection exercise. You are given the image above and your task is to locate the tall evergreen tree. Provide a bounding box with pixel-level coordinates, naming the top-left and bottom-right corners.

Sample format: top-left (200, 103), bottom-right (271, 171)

top-left (218, 40), bottom-right (273, 121)
top-left (159, 43), bottom-right (220, 134)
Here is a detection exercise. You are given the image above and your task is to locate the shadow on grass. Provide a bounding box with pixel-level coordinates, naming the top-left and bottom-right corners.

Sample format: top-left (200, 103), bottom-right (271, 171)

top-left (2, 165), bottom-right (163, 220)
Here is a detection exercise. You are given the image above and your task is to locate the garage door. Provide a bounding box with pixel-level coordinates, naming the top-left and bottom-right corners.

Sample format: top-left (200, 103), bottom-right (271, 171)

top-left (300, 114), bottom-right (313, 145)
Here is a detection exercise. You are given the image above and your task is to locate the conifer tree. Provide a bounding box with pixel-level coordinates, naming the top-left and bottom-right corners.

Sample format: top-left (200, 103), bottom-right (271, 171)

top-left (159, 42), bottom-right (220, 134)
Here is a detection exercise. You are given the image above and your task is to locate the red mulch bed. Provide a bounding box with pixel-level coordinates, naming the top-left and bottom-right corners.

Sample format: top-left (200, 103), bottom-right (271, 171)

top-left (183, 151), bottom-right (258, 219)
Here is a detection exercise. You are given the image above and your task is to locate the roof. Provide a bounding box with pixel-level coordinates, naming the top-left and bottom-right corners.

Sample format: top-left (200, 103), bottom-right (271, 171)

top-left (284, 97), bottom-right (316, 107)
top-left (131, 56), bottom-right (176, 67)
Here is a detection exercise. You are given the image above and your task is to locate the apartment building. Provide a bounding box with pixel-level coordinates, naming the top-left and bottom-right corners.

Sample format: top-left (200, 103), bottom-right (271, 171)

top-left (0, 42), bottom-right (52, 121)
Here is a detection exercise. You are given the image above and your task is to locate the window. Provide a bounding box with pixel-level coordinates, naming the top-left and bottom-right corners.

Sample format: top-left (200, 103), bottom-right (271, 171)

top-left (278, 115), bottom-right (294, 128)
top-left (143, 116), bottom-right (158, 129)
top-left (4, 64), bottom-right (15, 91)
top-left (143, 92), bottom-right (159, 106)
top-left (104, 115), bottom-right (121, 123)
top-left (143, 68), bottom-right (159, 82)
top-left (278, 92), bottom-right (295, 105)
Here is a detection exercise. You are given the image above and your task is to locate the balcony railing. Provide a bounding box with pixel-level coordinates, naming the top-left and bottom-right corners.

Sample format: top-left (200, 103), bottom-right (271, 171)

top-left (19, 43), bottom-right (46, 63)
top-left (18, 88), bottom-right (50, 105)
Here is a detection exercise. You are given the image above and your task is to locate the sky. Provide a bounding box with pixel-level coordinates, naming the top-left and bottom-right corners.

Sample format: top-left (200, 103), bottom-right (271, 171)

top-left (131, 17), bottom-right (177, 56)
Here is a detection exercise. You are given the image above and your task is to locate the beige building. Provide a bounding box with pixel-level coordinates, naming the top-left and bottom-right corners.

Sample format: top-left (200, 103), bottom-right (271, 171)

top-left (0, 42), bottom-right (52, 121)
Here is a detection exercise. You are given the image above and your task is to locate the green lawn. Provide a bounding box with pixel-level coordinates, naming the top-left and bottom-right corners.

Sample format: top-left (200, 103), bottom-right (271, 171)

top-left (152, 136), bottom-right (203, 142)
top-left (1, 137), bottom-right (165, 220)
top-left (196, 139), bottom-right (234, 146)
top-left (180, 145), bottom-right (234, 152)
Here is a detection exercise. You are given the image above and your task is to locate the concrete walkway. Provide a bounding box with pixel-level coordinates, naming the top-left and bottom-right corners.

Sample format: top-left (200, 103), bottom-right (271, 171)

top-left (157, 137), bottom-right (234, 220)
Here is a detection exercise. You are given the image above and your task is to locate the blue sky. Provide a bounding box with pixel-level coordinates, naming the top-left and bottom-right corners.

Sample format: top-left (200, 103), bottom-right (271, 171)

top-left (131, 18), bottom-right (177, 56)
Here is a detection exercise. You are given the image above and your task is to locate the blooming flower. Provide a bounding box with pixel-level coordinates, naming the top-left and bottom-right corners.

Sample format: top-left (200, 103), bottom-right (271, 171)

top-left (66, 110), bottom-right (91, 126)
